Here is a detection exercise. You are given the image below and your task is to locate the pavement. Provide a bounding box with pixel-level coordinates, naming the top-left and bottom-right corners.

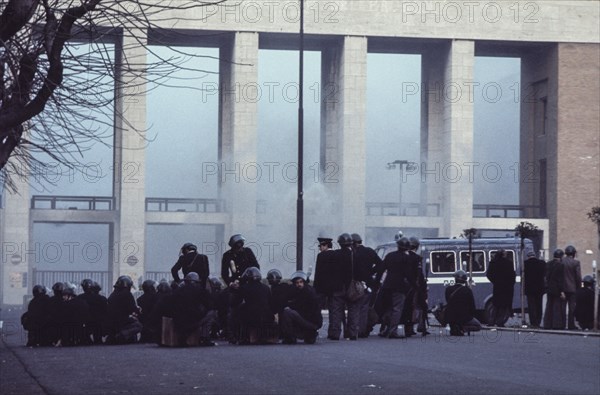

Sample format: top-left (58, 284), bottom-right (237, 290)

top-left (1, 306), bottom-right (599, 395)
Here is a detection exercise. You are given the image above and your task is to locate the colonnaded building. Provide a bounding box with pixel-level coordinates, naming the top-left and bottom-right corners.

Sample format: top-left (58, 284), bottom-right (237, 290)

top-left (1, 1), bottom-right (599, 305)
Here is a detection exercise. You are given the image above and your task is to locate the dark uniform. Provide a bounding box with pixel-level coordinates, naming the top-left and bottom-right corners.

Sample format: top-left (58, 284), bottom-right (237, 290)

top-left (137, 281), bottom-right (159, 343)
top-left (171, 244), bottom-right (210, 288)
top-left (375, 242), bottom-right (416, 338)
top-left (221, 248), bottom-right (260, 286)
top-left (172, 274), bottom-right (216, 346)
top-left (352, 241), bottom-right (382, 337)
top-left (444, 275), bottom-right (481, 336)
top-left (77, 289), bottom-right (108, 344)
top-left (574, 277), bottom-right (598, 330)
top-left (106, 278), bottom-right (141, 344)
top-left (486, 251), bottom-right (516, 326)
top-left (523, 253), bottom-right (546, 328)
top-left (544, 250), bottom-right (566, 329)
top-left (23, 286), bottom-right (51, 346)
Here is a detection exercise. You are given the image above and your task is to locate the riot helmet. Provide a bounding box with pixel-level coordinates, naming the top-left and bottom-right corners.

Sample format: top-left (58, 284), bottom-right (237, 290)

top-left (52, 282), bottom-right (65, 297)
top-left (62, 286), bottom-right (76, 298)
top-left (564, 245), bottom-right (577, 257)
top-left (142, 279), bottom-right (158, 293)
top-left (241, 267), bottom-right (262, 282)
top-left (208, 276), bottom-right (224, 291)
top-left (91, 281), bottom-right (102, 294)
top-left (184, 272), bottom-right (200, 283)
top-left (114, 275), bottom-right (134, 289)
top-left (228, 234), bottom-right (246, 248)
top-left (337, 233), bottom-right (353, 248)
top-left (397, 237), bottom-right (411, 251)
top-left (351, 233), bottom-right (362, 245)
top-left (291, 271), bottom-right (308, 282)
top-left (454, 270), bottom-right (468, 284)
top-left (394, 230), bottom-right (404, 241)
top-left (32, 284), bottom-right (47, 297)
top-left (553, 249), bottom-right (565, 259)
top-left (81, 278), bottom-right (94, 293)
top-left (266, 269), bottom-right (283, 285)
top-left (157, 281), bottom-right (171, 294)
top-left (409, 236), bottom-right (420, 250)
top-left (181, 242), bottom-right (197, 253)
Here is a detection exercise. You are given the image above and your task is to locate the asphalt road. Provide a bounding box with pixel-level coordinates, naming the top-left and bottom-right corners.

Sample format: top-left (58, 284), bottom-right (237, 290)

top-left (1, 308), bottom-right (599, 395)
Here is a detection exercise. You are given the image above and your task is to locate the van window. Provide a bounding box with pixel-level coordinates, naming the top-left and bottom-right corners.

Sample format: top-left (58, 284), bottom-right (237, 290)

top-left (489, 250), bottom-right (516, 270)
top-left (430, 251), bottom-right (456, 273)
top-left (460, 251), bottom-right (486, 272)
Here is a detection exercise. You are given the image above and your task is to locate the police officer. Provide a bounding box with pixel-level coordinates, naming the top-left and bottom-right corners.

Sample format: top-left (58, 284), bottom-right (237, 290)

top-left (47, 282), bottom-right (66, 344)
top-left (229, 267), bottom-right (274, 344)
top-left (78, 278), bottom-right (108, 344)
top-left (56, 284), bottom-right (90, 346)
top-left (375, 237), bottom-right (416, 338)
top-left (171, 243), bottom-right (210, 289)
top-left (407, 236), bottom-right (429, 336)
top-left (575, 275), bottom-right (598, 330)
top-left (563, 245), bottom-right (582, 329)
top-left (279, 271), bottom-right (323, 344)
top-left (172, 272), bottom-right (216, 346)
top-left (221, 234), bottom-right (260, 286)
top-left (267, 269), bottom-right (293, 316)
top-left (351, 233), bottom-right (382, 338)
top-left (544, 249), bottom-right (566, 329)
top-left (444, 270), bottom-right (481, 336)
top-left (523, 251), bottom-right (546, 328)
top-left (137, 280), bottom-right (159, 343)
top-left (106, 275), bottom-right (141, 344)
top-left (486, 249), bottom-right (516, 327)
top-left (23, 285), bottom-right (51, 346)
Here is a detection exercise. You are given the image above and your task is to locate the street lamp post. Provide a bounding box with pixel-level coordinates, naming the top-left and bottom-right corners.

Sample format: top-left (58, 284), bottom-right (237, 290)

top-left (386, 160), bottom-right (416, 216)
top-left (296, 0), bottom-right (305, 271)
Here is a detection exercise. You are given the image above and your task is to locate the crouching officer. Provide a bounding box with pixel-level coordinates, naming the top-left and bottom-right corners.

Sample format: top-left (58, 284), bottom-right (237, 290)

top-left (56, 285), bottom-right (90, 346)
top-left (575, 275), bottom-right (599, 330)
top-left (172, 272), bottom-right (216, 346)
top-left (78, 279), bottom-right (108, 345)
top-left (106, 275), bottom-right (142, 344)
top-left (23, 285), bottom-right (51, 346)
top-left (280, 271), bottom-right (323, 344)
top-left (445, 270), bottom-right (481, 336)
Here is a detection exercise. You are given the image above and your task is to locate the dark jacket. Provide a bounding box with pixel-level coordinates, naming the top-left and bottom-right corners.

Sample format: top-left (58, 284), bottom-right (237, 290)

top-left (287, 285), bottom-right (323, 329)
top-left (270, 283), bottom-right (294, 314)
top-left (313, 249), bottom-right (336, 295)
top-left (231, 281), bottom-right (274, 325)
top-left (523, 257), bottom-right (546, 296)
top-left (486, 256), bottom-right (516, 308)
top-left (545, 258), bottom-right (565, 296)
top-left (136, 291), bottom-right (159, 325)
top-left (575, 286), bottom-right (597, 329)
top-left (444, 284), bottom-right (476, 325)
top-left (26, 294), bottom-right (51, 329)
top-left (172, 282), bottom-right (213, 334)
top-left (221, 247), bottom-right (260, 286)
top-left (107, 288), bottom-right (139, 332)
top-left (330, 247), bottom-right (372, 293)
top-left (353, 245), bottom-right (383, 289)
top-left (376, 249), bottom-right (415, 293)
top-left (171, 251), bottom-right (210, 287)
top-left (562, 256), bottom-right (582, 294)
top-left (77, 292), bottom-right (108, 325)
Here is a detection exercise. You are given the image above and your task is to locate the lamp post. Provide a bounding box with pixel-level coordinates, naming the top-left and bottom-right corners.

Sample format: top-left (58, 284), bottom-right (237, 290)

top-left (386, 160), bottom-right (416, 216)
top-left (296, 0), bottom-right (305, 271)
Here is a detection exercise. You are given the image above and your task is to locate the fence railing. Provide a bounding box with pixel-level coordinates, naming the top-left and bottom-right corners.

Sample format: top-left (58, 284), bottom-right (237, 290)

top-left (366, 202), bottom-right (441, 217)
top-left (32, 270), bottom-right (111, 295)
top-left (473, 204), bottom-right (545, 218)
top-left (145, 198), bottom-right (226, 213)
top-left (145, 271), bottom-right (172, 283)
top-left (31, 195), bottom-right (114, 210)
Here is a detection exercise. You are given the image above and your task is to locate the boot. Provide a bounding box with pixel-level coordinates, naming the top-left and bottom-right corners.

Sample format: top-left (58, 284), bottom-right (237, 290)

top-left (387, 325), bottom-right (405, 339)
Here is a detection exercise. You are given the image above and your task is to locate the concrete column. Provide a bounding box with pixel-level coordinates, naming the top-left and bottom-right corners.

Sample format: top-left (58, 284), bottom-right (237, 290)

top-left (219, 32), bottom-right (259, 239)
top-left (321, 36), bottom-right (368, 236)
top-left (1, 172), bottom-right (30, 305)
top-left (113, 31), bottom-right (147, 285)
top-left (423, 40), bottom-right (475, 237)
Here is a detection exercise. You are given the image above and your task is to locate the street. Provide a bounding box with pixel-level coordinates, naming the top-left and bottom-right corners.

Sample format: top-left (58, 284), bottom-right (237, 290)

top-left (1, 308), bottom-right (599, 395)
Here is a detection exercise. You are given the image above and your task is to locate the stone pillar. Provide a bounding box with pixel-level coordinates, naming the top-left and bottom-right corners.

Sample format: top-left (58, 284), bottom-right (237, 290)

top-left (321, 36), bottom-right (368, 237)
top-left (113, 31), bottom-right (147, 286)
top-left (423, 40), bottom-right (475, 237)
top-left (1, 172), bottom-right (30, 305)
top-left (219, 32), bottom-right (259, 239)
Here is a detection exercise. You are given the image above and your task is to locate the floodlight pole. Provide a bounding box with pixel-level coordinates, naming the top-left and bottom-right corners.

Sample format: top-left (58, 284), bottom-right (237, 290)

top-left (296, 0), bottom-right (305, 271)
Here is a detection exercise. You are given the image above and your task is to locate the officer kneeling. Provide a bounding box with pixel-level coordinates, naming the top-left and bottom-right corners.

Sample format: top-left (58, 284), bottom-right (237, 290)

top-left (445, 270), bottom-right (482, 336)
top-left (280, 271), bottom-right (323, 344)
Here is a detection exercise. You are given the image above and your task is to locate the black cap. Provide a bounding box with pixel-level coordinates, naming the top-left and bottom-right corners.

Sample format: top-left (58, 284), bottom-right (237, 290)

top-left (317, 237), bottom-right (333, 244)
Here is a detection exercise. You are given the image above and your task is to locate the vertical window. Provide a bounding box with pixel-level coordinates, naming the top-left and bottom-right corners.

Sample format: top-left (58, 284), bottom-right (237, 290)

top-left (430, 251), bottom-right (456, 273)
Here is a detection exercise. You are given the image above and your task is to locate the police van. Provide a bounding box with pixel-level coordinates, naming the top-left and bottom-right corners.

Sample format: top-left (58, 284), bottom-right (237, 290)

top-left (375, 237), bottom-right (536, 324)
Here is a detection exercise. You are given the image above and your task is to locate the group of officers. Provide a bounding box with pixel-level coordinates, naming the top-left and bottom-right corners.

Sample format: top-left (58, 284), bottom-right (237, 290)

top-left (22, 232), bottom-right (598, 347)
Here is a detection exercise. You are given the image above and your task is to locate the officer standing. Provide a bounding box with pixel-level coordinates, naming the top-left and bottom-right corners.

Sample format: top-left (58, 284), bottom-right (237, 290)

top-left (562, 245), bottom-right (582, 329)
top-left (280, 271), bottom-right (323, 344)
top-left (408, 236), bottom-right (429, 336)
top-left (544, 249), bottom-right (566, 329)
top-left (523, 251), bottom-right (546, 328)
top-left (351, 233), bottom-right (381, 338)
top-left (375, 237), bottom-right (416, 339)
top-left (486, 249), bottom-right (516, 327)
top-left (171, 243), bottom-right (210, 289)
top-left (221, 234), bottom-right (260, 286)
